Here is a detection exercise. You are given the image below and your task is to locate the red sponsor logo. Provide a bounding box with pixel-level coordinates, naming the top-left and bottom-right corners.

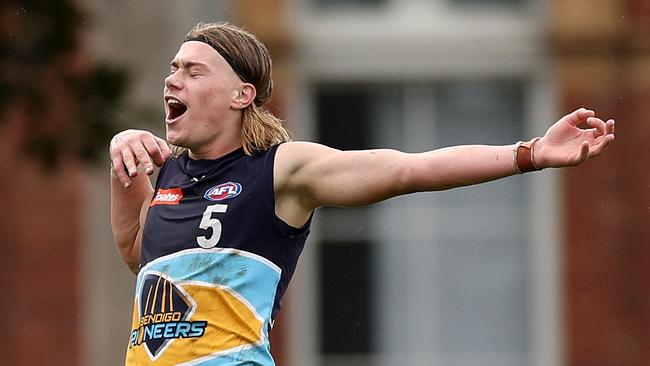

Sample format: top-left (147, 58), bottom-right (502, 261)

top-left (150, 188), bottom-right (183, 206)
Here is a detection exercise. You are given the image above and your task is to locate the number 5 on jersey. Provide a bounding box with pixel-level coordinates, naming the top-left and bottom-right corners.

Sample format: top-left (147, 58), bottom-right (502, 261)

top-left (197, 204), bottom-right (228, 248)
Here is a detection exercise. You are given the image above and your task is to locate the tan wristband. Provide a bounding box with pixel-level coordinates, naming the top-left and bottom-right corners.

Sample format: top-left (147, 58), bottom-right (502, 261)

top-left (514, 137), bottom-right (541, 174)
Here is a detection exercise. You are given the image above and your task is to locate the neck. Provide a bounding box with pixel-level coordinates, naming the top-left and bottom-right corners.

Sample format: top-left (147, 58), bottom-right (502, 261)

top-left (189, 117), bottom-right (243, 160)
top-left (188, 141), bottom-right (242, 160)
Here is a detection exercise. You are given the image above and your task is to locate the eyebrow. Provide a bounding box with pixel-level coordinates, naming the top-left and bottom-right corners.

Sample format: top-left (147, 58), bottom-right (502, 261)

top-left (170, 60), bottom-right (209, 70)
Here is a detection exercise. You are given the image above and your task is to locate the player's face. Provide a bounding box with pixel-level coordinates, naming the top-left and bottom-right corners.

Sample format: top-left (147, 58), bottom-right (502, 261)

top-left (163, 41), bottom-right (242, 153)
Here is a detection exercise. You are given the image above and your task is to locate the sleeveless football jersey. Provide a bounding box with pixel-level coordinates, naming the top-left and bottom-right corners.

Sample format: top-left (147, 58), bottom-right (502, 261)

top-left (125, 144), bottom-right (311, 366)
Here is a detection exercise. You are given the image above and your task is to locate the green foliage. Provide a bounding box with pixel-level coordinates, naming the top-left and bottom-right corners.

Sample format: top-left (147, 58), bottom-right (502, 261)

top-left (71, 64), bottom-right (130, 163)
top-left (0, 0), bottom-right (129, 168)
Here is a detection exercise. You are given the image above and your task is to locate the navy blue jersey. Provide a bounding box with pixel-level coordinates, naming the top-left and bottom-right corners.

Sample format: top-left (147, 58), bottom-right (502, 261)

top-left (126, 144), bottom-right (311, 366)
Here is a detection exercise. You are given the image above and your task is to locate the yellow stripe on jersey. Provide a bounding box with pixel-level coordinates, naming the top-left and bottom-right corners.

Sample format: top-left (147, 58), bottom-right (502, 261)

top-left (126, 282), bottom-right (264, 365)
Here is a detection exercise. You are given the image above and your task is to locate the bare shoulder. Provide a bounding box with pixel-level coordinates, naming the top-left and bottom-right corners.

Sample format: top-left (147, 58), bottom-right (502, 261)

top-left (274, 141), bottom-right (337, 196)
top-left (273, 141), bottom-right (336, 226)
top-left (276, 141), bottom-right (335, 161)
top-left (275, 141), bottom-right (336, 177)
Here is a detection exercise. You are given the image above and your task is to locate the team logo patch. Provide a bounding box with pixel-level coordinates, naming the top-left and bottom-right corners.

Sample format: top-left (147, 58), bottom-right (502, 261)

top-left (204, 182), bottom-right (242, 201)
top-left (150, 188), bottom-right (183, 206)
top-left (130, 274), bottom-right (206, 360)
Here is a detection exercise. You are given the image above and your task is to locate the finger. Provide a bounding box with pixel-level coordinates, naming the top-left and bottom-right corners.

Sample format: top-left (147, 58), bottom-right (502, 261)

top-left (154, 136), bottom-right (172, 164)
top-left (586, 116), bottom-right (606, 136)
top-left (132, 142), bottom-right (155, 176)
top-left (565, 108), bottom-right (595, 127)
top-left (110, 150), bottom-right (132, 188)
top-left (589, 134), bottom-right (615, 158)
top-left (121, 146), bottom-right (140, 178)
top-left (577, 108), bottom-right (595, 120)
top-left (141, 135), bottom-right (164, 173)
top-left (606, 119), bottom-right (615, 135)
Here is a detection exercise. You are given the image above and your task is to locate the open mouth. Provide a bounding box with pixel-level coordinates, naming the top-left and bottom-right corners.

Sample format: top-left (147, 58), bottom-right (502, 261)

top-left (166, 98), bottom-right (187, 121)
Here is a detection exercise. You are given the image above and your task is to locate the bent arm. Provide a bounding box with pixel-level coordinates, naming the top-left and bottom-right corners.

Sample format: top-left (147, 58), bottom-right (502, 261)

top-left (110, 169), bottom-right (152, 274)
top-left (109, 129), bottom-right (170, 274)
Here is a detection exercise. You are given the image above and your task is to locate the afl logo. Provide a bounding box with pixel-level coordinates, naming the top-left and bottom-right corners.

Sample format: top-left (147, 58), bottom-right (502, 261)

top-left (204, 182), bottom-right (242, 201)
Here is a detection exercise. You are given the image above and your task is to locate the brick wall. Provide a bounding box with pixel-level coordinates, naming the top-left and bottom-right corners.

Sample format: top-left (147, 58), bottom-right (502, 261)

top-left (0, 119), bottom-right (82, 365)
top-left (553, 0), bottom-right (650, 364)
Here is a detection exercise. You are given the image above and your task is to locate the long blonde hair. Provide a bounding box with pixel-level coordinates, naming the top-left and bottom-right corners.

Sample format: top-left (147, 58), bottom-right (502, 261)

top-left (179, 22), bottom-right (291, 155)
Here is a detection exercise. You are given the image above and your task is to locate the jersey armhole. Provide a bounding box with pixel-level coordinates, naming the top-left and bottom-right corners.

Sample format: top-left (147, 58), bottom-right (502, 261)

top-left (262, 143), bottom-right (313, 238)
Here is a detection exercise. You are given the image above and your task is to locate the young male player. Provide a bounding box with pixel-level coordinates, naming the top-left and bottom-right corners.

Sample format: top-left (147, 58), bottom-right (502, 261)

top-left (109, 22), bottom-right (615, 365)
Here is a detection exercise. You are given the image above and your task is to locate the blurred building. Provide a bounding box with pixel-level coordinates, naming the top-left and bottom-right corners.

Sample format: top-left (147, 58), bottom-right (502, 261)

top-left (1, 0), bottom-right (648, 365)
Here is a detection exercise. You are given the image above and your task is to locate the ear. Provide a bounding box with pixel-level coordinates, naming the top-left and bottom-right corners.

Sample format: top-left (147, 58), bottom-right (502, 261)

top-left (231, 83), bottom-right (256, 110)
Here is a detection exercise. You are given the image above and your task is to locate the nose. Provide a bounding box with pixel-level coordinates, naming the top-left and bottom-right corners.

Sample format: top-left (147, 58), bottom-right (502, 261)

top-left (164, 72), bottom-right (183, 90)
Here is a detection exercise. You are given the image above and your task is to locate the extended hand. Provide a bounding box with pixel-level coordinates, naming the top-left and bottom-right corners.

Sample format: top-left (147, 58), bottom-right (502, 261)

top-left (534, 108), bottom-right (615, 169)
top-left (109, 129), bottom-right (171, 188)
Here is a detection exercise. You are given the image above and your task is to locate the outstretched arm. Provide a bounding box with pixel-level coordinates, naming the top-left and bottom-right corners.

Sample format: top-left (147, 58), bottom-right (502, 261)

top-left (274, 108), bottom-right (615, 226)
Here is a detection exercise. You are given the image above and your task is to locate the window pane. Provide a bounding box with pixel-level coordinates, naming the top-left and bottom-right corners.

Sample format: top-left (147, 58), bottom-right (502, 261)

top-left (316, 86), bottom-right (376, 356)
top-left (437, 238), bottom-right (530, 353)
top-left (433, 80), bottom-right (527, 208)
top-left (316, 86), bottom-right (373, 150)
top-left (433, 80), bottom-right (530, 356)
top-left (319, 241), bottom-right (375, 354)
top-left (314, 80), bottom-right (531, 364)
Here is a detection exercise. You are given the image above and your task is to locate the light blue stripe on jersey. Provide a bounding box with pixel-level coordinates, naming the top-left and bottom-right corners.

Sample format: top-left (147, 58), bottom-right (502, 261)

top-left (178, 344), bottom-right (275, 366)
top-left (136, 247), bottom-right (281, 328)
